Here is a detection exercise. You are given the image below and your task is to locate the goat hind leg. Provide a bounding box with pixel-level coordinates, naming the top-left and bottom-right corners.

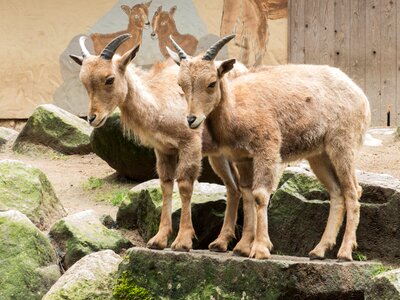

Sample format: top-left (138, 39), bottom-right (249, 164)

top-left (208, 155), bottom-right (241, 252)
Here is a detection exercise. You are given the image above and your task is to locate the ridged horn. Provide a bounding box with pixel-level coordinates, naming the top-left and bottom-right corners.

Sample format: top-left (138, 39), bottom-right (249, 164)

top-left (169, 35), bottom-right (188, 61)
top-left (79, 36), bottom-right (91, 58)
top-left (202, 34), bottom-right (235, 61)
top-left (100, 33), bottom-right (132, 60)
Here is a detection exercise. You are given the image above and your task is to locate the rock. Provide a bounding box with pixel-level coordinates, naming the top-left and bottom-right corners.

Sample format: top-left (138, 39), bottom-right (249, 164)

top-left (90, 110), bottom-right (221, 182)
top-left (114, 247), bottom-right (380, 299)
top-left (100, 214), bottom-right (117, 229)
top-left (49, 210), bottom-right (132, 269)
top-left (0, 127), bottom-right (18, 147)
top-left (13, 104), bottom-right (92, 155)
top-left (0, 210), bottom-right (61, 299)
top-left (0, 160), bottom-right (66, 230)
top-left (116, 179), bottom-right (233, 248)
top-left (43, 250), bottom-right (122, 300)
top-left (269, 170), bottom-right (400, 263)
top-left (366, 268), bottom-right (400, 300)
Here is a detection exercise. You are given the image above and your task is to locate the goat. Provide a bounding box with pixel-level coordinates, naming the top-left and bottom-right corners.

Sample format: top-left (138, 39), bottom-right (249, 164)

top-left (90, 1), bottom-right (152, 56)
top-left (151, 6), bottom-right (198, 59)
top-left (69, 34), bottom-right (249, 252)
top-left (168, 35), bottom-right (371, 261)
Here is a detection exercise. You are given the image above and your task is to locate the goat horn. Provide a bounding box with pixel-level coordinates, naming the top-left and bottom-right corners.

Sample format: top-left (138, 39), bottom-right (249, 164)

top-left (79, 36), bottom-right (91, 58)
top-left (202, 34), bottom-right (235, 61)
top-left (169, 35), bottom-right (188, 61)
top-left (100, 33), bottom-right (132, 60)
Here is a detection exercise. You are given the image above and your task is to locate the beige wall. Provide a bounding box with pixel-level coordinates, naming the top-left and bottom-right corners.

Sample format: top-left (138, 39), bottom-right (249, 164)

top-left (0, 0), bottom-right (115, 119)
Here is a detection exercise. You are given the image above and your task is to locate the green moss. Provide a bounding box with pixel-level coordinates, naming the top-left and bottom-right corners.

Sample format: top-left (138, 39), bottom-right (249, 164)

top-left (370, 264), bottom-right (392, 276)
top-left (83, 176), bottom-right (104, 190)
top-left (353, 251), bottom-right (368, 262)
top-left (113, 271), bottom-right (154, 300)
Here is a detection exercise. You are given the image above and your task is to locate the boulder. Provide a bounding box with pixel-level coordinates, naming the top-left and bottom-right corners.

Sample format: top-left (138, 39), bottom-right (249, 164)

top-left (366, 268), bottom-right (400, 300)
top-left (0, 127), bottom-right (18, 147)
top-left (43, 250), bottom-right (122, 300)
top-left (13, 104), bottom-right (92, 155)
top-left (116, 179), bottom-right (234, 248)
top-left (49, 210), bottom-right (132, 269)
top-left (269, 170), bottom-right (400, 263)
top-left (0, 210), bottom-right (61, 300)
top-left (0, 160), bottom-right (66, 230)
top-left (114, 247), bottom-right (380, 299)
top-left (90, 110), bottom-right (221, 182)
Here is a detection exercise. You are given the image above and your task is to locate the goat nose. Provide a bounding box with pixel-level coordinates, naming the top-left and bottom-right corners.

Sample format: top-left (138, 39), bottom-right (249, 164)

top-left (187, 115), bottom-right (197, 126)
top-left (151, 32), bottom-right (155, 36)
top-left (88, 115), bottom-right (96, 125)
top-left (145, 21), bottom-right (150, 26)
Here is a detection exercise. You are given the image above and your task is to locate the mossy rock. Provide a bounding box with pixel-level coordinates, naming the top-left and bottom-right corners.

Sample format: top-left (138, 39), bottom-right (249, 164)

top-left (43, 250), bottom-right (122, 300)
top-left (365, 268), bottom-right (400, 300)
top-left (90, 110), bottom-right (221, 182)
top-left (49, 210), bottom-right (132, 269)
top-left (0, 127), bottom-right (17, 147)
top-left (0, 210), bottom-right (61, 300)
top-left (13, 104), bottom-right (92, 155)
top-left (115, 247), bottom-right (379, 299)
top-left (116, 180), bottom-right (232, 248)
top-left (0, 160), bottom-right (66, 230)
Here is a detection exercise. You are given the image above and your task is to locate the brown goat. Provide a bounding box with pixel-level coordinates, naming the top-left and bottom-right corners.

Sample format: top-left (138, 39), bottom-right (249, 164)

top-left (151, 6), bottom-right (198, 59)
top-left (90, 1), bottom-right (151, 56)
top-left (169, 36), bottom-right (371, 260)
top-left (69, 34), bottom-right (249, 252)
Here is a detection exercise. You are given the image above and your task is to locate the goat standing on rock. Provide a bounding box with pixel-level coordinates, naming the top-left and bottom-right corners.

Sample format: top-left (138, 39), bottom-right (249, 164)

top-left (168, 35), bottom-right (371, 261)
top-left (69, 34), bottom-right (248, 252)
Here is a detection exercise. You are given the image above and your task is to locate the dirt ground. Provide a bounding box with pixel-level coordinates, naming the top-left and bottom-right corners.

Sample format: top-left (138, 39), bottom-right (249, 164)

top-left (0, 126), bottom-right (398, 247)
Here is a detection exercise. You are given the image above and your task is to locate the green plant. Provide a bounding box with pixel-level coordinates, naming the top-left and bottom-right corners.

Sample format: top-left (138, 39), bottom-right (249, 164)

top-left (353, 251), bottom-right (367, 261)
top-left (371, 264), bottom-right (392, 276)
top-left (83, 176), bottom-right (103, 190)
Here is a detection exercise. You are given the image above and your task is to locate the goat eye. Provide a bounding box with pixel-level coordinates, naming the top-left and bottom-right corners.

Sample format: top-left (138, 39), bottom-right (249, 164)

top-left (208, 81), bottom-right (217, 88)
top-left (105, 77), bottom-right (114, 85)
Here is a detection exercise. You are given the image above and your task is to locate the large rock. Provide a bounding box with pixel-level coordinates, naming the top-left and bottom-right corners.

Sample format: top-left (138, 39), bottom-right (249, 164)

top-left (49, 210), bottom-right (132, 269)
top-left (366, 268), bottom-right (400, 299)
top-left (43, 250), bottom-right (122, 300)
top-left (90, 110), bottom-right (221, 182)
top-left (0, 127), bottom-right (18, 147)
top-left (116, 179), bottom-right (234, 248)
top-left (0, 210), bottom-right (61, 300)
top-left (13, 104), bottom-right (92, 155)
top-left (114, 247), bottom-right (380, 299)
top-left (0, 160), bottom-right (66, 230)
top-left (269, 170), bottom-right (400, 263)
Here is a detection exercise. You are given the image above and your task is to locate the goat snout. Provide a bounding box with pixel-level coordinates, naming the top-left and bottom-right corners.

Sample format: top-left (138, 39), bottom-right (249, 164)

top-left (187, 115), bottom-right (197, 126)
top-left (151, 32), bottom-right (157, 39)
top-left (88, 115), bottom-right (97, 125)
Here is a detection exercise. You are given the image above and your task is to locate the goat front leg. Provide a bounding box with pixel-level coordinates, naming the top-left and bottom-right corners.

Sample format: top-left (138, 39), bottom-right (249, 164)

top-left (147, 150), bottom-right (177, 250)
top-left (208, 155), bottom-right (241, 252)
top-left (171, 138), bottom-right (202, 251)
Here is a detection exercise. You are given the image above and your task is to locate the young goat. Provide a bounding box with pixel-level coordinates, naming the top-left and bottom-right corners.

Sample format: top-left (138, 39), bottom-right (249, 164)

top-left (69, 34), bottom-right (246, 252)
top-left (168, 35), bottom-right (371, 260)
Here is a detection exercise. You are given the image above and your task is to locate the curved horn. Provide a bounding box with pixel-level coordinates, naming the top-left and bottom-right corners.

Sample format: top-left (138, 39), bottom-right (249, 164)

top-left (202, 34), bottom-right (235, 61)
top-left (169, 35), bottom-right (187, 61)
top-left (79, 36), bottom-right (91, 58)
top-left (100, 33), bottom-right (132, 60)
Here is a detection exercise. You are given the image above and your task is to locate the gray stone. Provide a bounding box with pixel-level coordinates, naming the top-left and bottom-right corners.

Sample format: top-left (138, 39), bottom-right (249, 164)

top-left (0, 127), bottom-right (18, 147)
top-left (366, 268), bottom-right (400, 300)
top-left (49, 210), bottom-right (132, 269)
top-left (0, 159), bottom-right (66, 230)
top-left (13, 104), bottom-right (92, 155)
top-left (43, 250), bottom-right (122, 300)
top-left (0, 210), bottom-right (61, 300)
top-left (114, 247), bottom-right (380, 300)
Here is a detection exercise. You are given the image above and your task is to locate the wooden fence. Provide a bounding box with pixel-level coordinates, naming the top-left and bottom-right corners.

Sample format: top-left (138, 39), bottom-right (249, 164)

top-left (289, 0), bottom-right (400, 126)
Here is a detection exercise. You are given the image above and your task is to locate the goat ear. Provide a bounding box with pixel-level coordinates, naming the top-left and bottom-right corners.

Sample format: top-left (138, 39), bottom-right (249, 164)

top-left (145, 1), bottom-right (152, 8)
top-left (120, 44), bottom-right (140, 71)
top-left (155, 5), bottom-right (162, 14)
top-left (217, 58), bottom-right (236, 77)
top-left (121, 5), bottom-right (131, 16)
top-left (166, 46), bottom-right (180, 65)
top-left (169, 5), bottom-right (177, 16)
top-left (69, 54), bottom-right (83, 66)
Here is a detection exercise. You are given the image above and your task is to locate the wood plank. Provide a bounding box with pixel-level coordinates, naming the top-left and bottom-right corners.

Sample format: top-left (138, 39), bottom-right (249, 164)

top-left (304, 0), bottom-right (320, 64)
top-left (289, 0), bottom-right (305, 63)
top-left (350, 0), bottom-right (366, 91)
top-left (334, 0), bottom-right (351, 75)
top-left (366, 0), bottom-right (382, 126)
top-left (381, 0), bottom-right (397, 126)
top-left (317, 0), bottom-right (334, 65)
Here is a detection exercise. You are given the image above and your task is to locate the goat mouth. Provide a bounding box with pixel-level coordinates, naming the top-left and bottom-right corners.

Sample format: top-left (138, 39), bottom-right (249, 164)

top-left (189, 116), bottom-right (206, 129)
top-left (151, 34), bottom-right (158, 40)
top-left (92, 115), bottom-right (108, 128)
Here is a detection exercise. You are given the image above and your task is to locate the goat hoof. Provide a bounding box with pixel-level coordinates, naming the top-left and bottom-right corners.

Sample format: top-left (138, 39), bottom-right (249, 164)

top-left (232, 241), bottom-right (251, 257)
top-left (249, 242), bottom-right (271, 259)
top-left (209, 239), bottom-right (228, 252)
top-left (171, 239), bottom-right (192, 252)
top-left (147, 234), bottom-right (168, 250)
top-left (309, 252), bottom-right (325, 260)
top-left (337, 252), bottom-right (353, 262)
